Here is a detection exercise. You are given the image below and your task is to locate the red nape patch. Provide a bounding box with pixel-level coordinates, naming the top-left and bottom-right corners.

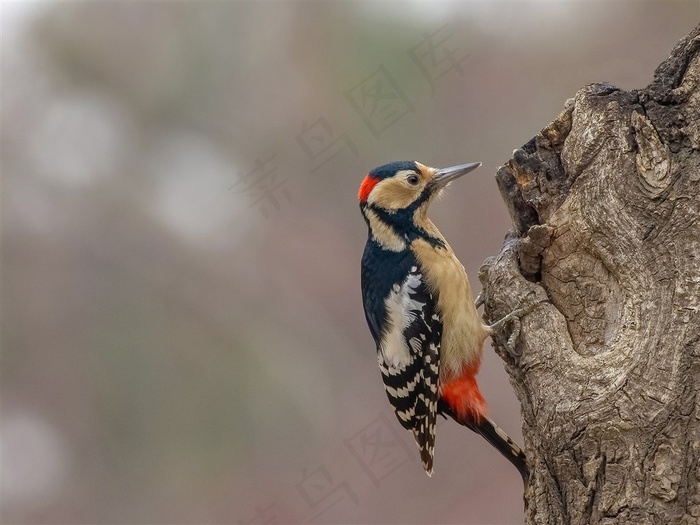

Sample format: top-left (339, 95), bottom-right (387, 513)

top-left (358, 175), bottom-right (380, 202)
top-left (440, 372), bottom-right (488, 424)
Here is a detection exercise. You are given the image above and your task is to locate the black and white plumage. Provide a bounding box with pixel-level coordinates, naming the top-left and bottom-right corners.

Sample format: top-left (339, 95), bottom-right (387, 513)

top-left (358, 160), bottom-right (530, 481)
top-left (361, 242), bottom-right (442, 473)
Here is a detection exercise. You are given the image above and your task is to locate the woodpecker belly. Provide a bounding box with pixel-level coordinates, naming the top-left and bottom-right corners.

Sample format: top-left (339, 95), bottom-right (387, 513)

top-left (411, 236), bottom-right (490, 380)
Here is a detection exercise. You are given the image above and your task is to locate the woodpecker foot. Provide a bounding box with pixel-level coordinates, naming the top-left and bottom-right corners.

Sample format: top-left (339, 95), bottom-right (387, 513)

top-left (474, 291), bottom-right (485, 309)
top-left (487, 299), bottom-right (541, 354)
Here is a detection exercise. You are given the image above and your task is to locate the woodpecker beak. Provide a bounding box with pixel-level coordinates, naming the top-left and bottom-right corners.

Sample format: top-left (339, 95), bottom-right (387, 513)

top-left (432, 162), bottom-right (482, 188)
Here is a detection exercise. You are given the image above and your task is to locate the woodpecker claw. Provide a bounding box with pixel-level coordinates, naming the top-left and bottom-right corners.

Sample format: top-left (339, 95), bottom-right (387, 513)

top-left (487, 299), bottom-right (542, 354)
top-left (474, 292), bottom-right (484, 309)
top-left (505, 316), bottom-right (522, 355)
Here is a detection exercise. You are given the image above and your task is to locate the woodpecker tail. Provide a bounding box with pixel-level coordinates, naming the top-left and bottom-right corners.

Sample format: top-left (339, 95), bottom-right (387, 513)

top-left (470, 416), bottom-right (529, 484)
top-left (438, 401), bottom-right (529, 484)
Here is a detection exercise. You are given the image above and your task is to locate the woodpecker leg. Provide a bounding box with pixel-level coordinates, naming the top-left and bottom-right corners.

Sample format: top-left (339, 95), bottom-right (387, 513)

top-left (489, 311), bottom-right (523, 356)
top-left (488, 304), bottom-right (528, 333)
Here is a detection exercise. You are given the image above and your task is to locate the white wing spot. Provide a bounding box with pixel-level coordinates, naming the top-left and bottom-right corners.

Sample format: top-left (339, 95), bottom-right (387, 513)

top-left (380, 272), bottom-right (423, 367)
top-left (409, 337), bottom-right (422, 353)
top-left (397, 407), bottom-right (415, 421)
top-left (386, 375), bottom-right (419, 398)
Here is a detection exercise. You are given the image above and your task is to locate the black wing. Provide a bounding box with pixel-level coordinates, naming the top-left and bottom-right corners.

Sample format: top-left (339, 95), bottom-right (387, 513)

top-left (360, 239), bottom-right (414, 345)
top-left (375, 264), bottom-right (442, 475)
top-left (360, 241), bottom-right (443, 474)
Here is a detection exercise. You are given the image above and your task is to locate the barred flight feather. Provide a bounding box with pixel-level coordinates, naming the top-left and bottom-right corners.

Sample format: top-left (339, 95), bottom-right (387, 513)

top-left (377, 266), bottom-right (442, 475)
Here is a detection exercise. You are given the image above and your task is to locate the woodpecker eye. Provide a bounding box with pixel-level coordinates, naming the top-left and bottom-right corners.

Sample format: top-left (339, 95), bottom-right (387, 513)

top-left (406, 174), bottom-right (420, 186)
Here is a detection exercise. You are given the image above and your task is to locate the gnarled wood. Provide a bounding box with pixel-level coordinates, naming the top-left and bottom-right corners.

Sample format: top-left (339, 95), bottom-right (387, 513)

top-left (480, 25), bottom-right (700, 525)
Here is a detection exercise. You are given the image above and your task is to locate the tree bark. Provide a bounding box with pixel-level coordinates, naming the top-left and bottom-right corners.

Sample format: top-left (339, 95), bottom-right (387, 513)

top-left (479, 25), bottom-right (700, 525)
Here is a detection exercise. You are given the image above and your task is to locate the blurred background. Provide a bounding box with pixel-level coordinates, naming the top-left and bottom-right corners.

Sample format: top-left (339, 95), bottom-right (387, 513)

top-left (2, 2), bottom-right (698, 524)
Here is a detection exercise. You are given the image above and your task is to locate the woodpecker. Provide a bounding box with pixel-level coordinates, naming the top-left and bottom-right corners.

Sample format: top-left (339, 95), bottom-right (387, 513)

top-left (359, 160), bottom-right (528, 480)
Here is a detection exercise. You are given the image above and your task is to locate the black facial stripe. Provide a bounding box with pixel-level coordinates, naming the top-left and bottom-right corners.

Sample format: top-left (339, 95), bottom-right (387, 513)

top-left (410, 185), bottom-right (433, 210)
top-left (368, 204), bottom-right (445, 249)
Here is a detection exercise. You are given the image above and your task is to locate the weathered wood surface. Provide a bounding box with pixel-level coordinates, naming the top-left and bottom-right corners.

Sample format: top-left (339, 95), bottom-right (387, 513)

top-left (480, 25), bottom-right (700, 525)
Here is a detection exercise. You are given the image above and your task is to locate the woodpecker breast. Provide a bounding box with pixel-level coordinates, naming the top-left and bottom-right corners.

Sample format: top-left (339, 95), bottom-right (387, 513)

top-left (409, 226), bottom-right (490, 381)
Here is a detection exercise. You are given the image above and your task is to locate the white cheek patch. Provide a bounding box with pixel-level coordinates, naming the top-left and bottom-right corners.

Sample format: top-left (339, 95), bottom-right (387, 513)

top-left (380, 272), bottom-right (423, 367)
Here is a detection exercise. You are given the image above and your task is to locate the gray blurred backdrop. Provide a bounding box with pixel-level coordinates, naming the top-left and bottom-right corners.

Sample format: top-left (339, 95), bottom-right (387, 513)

top-left (3, 2), bottom-right (698, 524)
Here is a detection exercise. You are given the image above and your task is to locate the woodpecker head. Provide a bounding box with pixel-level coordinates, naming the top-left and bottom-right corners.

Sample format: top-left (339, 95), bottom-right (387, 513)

top-left (358, 161), bottom-right (481, 247)
top-left (358, 161), bottom-right (481, 212)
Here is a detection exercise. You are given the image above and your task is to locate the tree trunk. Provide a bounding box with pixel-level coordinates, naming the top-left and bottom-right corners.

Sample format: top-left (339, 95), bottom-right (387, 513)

top-left (479, 25), bottom-right (700, 525)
